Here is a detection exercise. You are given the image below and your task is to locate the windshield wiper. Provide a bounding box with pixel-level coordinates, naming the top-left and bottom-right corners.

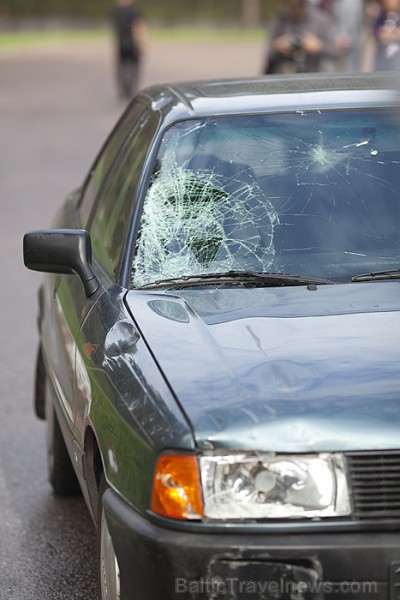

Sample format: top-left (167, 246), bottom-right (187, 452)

top-left (137, 270), bottom-right (333, 290)
top-left (351, 268), bottom-right (400, 282)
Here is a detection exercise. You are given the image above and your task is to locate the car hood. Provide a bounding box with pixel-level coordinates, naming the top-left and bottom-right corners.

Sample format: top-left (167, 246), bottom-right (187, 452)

top-left (125, 282), bottom-right (400, 453)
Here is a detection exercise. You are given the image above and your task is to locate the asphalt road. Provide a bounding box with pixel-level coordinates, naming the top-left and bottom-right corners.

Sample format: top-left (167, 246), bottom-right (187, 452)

top-left (0, 35), bottom-right (262, 599)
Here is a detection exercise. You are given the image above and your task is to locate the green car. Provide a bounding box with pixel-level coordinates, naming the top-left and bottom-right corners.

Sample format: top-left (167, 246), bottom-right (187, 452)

top-left (24, 73), bottom-right (400, 599)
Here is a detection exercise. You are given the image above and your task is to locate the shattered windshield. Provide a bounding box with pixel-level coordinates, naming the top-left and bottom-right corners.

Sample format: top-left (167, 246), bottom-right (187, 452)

top-left (131, 109), bottom-right (400, 288)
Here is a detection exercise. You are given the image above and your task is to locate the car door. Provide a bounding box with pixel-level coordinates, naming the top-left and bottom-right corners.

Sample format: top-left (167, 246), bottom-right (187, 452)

top-left (72, 108), bottom-right (159, 451)
top-left (41, 252), bottom-right (87, 435)
top-left (41, 101), bottom-right (151, 445)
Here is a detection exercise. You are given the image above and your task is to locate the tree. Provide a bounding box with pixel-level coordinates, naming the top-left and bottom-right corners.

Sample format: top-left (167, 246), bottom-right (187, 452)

top-left (241, 0), bottom-right (261, 27)
top-left (1, 0), bottom-right (281, 22)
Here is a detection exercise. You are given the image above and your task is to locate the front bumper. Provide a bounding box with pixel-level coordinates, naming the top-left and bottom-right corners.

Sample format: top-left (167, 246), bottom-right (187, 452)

top-left (104, 488), bottom-right (400, 600)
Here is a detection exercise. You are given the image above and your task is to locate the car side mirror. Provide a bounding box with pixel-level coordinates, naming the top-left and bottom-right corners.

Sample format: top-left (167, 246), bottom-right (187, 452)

top-left (23, 229), bottom-right (100, 298)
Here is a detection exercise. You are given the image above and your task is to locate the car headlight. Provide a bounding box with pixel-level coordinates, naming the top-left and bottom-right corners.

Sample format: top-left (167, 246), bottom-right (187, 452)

top-left (200, 453), bottom-right (351, 520)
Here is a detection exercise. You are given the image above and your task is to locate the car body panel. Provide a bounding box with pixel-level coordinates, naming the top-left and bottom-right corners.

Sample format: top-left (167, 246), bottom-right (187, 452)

top-left (73, 285), bottom-right (195, 512)
top-left (125, 282), bottom-right (400, 453)
top-left (39, 202), bottom-right (94, 437)
top-left (143, 74), bottom-right (400, 131)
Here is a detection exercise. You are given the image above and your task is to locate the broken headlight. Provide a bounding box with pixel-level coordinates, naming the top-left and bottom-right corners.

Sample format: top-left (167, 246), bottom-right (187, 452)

top-left (200, 453), bottom-right (350, 520)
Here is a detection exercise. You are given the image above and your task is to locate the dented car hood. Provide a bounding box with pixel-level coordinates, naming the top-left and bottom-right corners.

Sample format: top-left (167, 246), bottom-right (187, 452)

top-left (125, 282), bottom-right (400, 453)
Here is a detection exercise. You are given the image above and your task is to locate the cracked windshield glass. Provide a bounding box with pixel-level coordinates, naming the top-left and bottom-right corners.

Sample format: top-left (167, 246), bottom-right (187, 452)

top-left (132, 109), bottom-right (400, 287)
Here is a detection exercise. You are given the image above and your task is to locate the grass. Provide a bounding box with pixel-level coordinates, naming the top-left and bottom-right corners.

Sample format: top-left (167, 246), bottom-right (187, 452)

top-left (150, 26), bottom-right (264, 42)
top-left (0, 29), bottom-right (108, 50)
top-left (0, 26), bottom-right (264, 51)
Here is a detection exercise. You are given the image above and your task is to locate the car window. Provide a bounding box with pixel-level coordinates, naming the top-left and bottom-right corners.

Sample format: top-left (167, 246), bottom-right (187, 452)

top-left (89, 110), bottom-right (158, 279)
top-left (79, 101), bottom-right (147, 228)
top-left (131, 109), bottom-right (400, 287)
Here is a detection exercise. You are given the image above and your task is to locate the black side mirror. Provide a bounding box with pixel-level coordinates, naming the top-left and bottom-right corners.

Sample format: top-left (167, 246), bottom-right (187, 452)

top-left (23, 229), bottom-right (100, 298)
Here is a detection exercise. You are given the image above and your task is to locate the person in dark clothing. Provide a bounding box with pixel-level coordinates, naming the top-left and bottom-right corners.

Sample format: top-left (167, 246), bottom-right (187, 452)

top-left (111, 0), bottom-right (146, 99)
top-left (264, 0), bottom-right (338, 74)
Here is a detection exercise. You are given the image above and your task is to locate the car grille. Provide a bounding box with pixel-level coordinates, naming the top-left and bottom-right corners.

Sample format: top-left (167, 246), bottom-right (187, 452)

top-left (346, 451), bottom-right (400, 520)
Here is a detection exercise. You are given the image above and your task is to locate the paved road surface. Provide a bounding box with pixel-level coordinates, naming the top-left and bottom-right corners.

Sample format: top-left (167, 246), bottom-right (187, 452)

top-left (0, 35), bottom-right (263, 599)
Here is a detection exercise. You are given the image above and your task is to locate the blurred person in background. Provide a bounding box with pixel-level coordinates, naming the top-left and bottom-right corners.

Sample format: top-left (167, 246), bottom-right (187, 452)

top-left (310, 0), bottom-right (365, 71)
top-left (263, 0), bottom-right (338, 74)
top-left (111, 0), bottom-right (146, 99)
top-left (373, 0), bottom-right (400, 70)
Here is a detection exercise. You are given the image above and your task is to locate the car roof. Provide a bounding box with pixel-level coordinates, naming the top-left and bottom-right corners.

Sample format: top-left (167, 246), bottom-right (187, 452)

top-left (137, 73), bottom-right (400, 126)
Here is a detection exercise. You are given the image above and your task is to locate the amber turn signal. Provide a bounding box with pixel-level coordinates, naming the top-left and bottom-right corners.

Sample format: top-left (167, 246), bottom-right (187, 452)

top-left (151, 453), bottom-right (204, 520)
